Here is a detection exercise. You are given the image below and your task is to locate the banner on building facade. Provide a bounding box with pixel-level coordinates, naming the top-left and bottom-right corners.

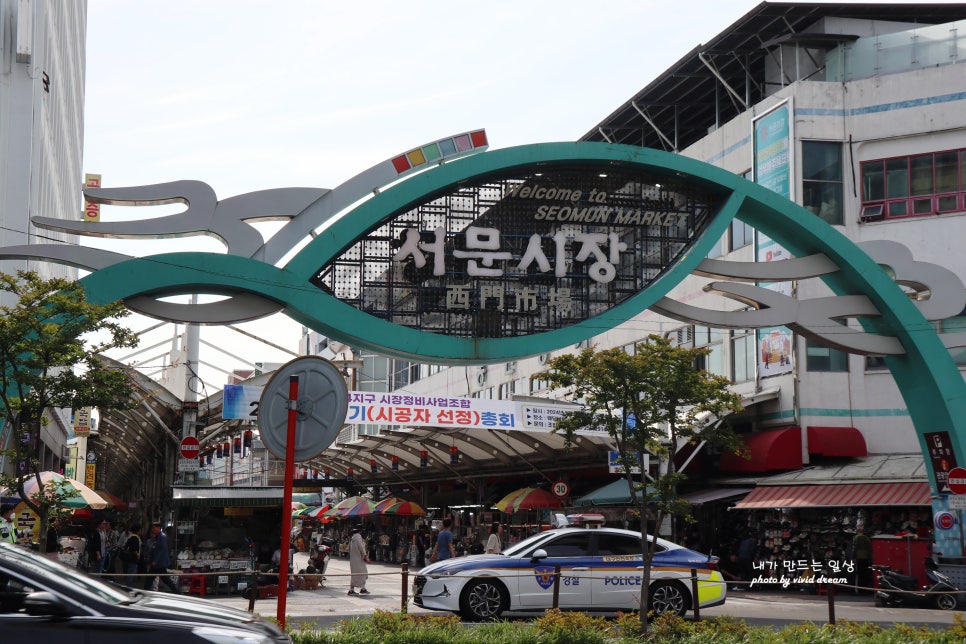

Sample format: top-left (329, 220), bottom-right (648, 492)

top-left (224, 384), bottom-right (595, 435)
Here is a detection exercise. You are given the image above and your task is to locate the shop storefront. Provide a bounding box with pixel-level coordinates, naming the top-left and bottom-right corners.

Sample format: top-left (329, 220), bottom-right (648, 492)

top-left (726, 455), bottom-right (934, 589)
top-left (171, 487), bottom-right (289, 594)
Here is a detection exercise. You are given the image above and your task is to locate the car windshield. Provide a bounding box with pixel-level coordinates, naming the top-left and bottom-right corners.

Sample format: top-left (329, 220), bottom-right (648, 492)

top-left (1, 543), bottom-right (130, 603)
top-left (502, 530), bottom-right (566, 557)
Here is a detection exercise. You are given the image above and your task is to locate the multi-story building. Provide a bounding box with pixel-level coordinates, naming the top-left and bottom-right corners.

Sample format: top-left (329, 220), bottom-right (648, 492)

top-left (0, 0), bottom-right (86, 475)
top-left (308, 3), bottom-right (966, 562)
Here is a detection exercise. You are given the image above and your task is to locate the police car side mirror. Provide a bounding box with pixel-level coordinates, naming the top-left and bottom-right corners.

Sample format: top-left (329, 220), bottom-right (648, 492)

top-left (531, 549), bottom-right (548, 562)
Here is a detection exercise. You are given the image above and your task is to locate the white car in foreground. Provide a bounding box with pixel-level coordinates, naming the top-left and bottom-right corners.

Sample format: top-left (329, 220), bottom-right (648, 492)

top-left (413, 520), bottom-right (726, 621)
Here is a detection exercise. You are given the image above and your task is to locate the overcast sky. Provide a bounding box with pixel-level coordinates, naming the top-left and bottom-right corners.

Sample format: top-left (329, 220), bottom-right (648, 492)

top-left (82, 0), bottom-right (767, 390)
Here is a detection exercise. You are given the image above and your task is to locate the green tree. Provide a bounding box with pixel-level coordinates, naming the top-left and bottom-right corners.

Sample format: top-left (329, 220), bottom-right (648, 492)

top-left (544, 335), bottom-right (744, 630)
top-left (0, 271), bottom-right (138, 553)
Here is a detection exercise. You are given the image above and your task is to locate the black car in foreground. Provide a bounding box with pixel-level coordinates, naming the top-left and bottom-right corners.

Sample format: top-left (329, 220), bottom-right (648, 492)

top-left (0, 541), bottom-right (290, 643)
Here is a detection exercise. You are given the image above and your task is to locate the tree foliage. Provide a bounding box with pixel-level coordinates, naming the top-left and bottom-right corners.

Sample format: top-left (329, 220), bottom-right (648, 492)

top-left (543, 335), bottom-right (745, 628)
top-left (0, 271), bottom-right (138, 552)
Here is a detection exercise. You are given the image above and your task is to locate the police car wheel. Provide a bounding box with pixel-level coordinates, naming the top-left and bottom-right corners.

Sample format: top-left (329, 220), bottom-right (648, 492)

top-left (649, 581), bottom-right (690, 618)
top-left (459, 579), bottom-right (507, 621)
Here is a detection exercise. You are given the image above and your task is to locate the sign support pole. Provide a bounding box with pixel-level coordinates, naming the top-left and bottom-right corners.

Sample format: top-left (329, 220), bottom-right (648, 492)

top-left (276, 375), bottom-right (299, 627)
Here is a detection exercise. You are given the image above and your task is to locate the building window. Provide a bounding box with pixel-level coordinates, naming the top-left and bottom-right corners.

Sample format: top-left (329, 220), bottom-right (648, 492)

top-left (731, 328), bottom-right (756, 383)
top-left (942, 309), bottom-right (966, 367)
top-left (861, 149), bottom-right (966, 220)
top-left (531, 377), bottom-right (549, 393)
top-left (730, 218), bottom-right (754, 251)
top-left (706, 234), bottom-right (725, 259)
top-left (802, 141), bottom-right (844, 225)
top-left (669, 325), bottom-right (725, 377)
top-left (806, 339), bottom-right (848, 372)
top-left (731, 170), bottom-right (755, 251)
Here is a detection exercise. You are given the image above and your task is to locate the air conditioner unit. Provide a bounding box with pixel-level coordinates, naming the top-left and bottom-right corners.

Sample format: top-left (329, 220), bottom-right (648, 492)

top-left (575, 339), bottom-right (592, 349)
top-left (537, 353), bottom-right (551, 365)
top-left (476, 367), bottom-right (488, 386)
top-left (505, 361), bottom-right (517, 374)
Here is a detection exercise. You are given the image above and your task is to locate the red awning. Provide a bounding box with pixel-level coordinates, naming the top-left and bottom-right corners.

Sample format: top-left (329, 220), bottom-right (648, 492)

top-left (807, 426), bottom-right (867, 457)
top-left (732, 482), bottom-right (931, 509)
top-left (719, 427), bottom-right (802, 473)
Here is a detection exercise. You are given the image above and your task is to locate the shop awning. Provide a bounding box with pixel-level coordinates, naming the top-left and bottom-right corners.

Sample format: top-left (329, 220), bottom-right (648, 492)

top-left (807, 426), bottom-right (867, 457)
top-left (574, 478), bottom-right (649, 507)
top-left (732, 482), bottom-right (931, 509)
top-left (719, 427), bottom-right (802, 473)
top-left (681, 487), bottom-right (752, 505)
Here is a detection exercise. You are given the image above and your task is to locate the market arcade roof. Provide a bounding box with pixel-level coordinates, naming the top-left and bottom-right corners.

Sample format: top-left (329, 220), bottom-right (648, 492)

top-left (579, 2), bottom-right (966, 152)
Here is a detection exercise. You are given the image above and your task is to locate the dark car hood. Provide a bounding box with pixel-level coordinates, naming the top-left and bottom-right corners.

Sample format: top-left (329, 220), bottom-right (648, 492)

top-left (129, 590), bottom-right (282, 635)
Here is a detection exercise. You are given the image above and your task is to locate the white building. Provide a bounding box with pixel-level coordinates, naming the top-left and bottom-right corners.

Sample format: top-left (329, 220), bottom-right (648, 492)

top-left (307, 4), bottom-right (966, 547)
top-left (0, 0), bottom-right (86, 474)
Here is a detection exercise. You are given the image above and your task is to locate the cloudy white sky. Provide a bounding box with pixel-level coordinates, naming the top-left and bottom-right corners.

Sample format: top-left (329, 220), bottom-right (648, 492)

top-left (82, 0), bottom-right (767, 389)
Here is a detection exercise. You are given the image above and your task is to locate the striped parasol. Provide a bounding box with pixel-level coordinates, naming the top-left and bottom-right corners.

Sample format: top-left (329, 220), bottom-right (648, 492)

top-left (373, 497), bottom-right (426, 516)
top-left (494, 487), bottom-right (562, 513)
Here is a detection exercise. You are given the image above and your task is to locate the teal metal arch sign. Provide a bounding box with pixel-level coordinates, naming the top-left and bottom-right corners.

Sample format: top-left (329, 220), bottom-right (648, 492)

top-left (7, 141), bottom-right (966, 530)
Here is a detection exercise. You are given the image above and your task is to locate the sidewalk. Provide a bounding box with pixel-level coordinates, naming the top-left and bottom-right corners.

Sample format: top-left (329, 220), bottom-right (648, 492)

top-left (207, 550), bottom-right (431, 626)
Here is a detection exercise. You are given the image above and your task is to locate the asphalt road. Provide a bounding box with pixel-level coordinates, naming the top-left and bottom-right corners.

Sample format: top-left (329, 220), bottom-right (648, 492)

top-left (206, 553), bottom-right (963, 632)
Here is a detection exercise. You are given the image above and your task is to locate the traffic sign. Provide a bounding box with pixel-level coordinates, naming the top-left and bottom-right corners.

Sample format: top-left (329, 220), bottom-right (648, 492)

top-left (552, 481), bottom-right (570, 498)
top-left (948, 466), bottom-right (966, 494)
top-left (179, 436), bottom-right (201, 459)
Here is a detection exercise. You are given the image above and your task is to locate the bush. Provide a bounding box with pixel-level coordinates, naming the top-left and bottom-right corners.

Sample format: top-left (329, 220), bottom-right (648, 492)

top-left (288, 609), bottom-right (966, 644)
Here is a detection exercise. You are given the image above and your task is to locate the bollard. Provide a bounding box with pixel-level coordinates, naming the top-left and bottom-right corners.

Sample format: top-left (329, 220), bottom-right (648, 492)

top-left (690, 568), bottom-right (700, 621)
top-left (401, 563), bottom-right (409, 613)
top-left (827, 582), bottom-right (836, 625)
top-left (552, 564), bottom-right (561, 609)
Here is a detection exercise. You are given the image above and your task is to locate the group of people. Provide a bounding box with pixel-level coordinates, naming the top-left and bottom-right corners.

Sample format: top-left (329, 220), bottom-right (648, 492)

top-left (88, 519), bottom-right (179, 592)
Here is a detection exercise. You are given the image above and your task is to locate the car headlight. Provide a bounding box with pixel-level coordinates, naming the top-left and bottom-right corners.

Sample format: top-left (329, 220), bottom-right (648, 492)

top-left (191, 626), bottom-right (281, 643)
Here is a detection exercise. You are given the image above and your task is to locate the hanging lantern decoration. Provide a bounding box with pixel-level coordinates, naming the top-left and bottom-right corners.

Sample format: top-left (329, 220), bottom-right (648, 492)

top-left (420, 450), bottom-right (428, 468)
top-left (313, 469), bottom-right (319, 478)
top-left (205, 451), bottom-right (213, 466)
top-left (223, 441), bottom-right (230, 457)
top-left (391, 455), bottom-right (399, 471)
top-left (243, 430), bottom-right (253, 449)
top-left (346, 467), bottom-right (354, 482)
top-left (233, 437), bottom-right (242, 454)
top-left (216, 444), bottom-right (223, 458)
top-left (370, 458), bottom-right (377, 474)
top-left (324, 467), bottom-right (331, 480)
top-left (450, 444), bottom-right (459, 465)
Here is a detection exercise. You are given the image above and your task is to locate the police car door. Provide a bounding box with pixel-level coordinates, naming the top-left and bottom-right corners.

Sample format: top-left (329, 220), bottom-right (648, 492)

top-left (518, 532), bottom-right (594, 609)
top-left (592, 532), bottom-right (647, 610)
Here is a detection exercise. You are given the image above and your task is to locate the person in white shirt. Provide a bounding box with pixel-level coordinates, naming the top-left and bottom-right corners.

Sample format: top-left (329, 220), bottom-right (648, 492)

top-left (485, 522), bottom-right (502, 554)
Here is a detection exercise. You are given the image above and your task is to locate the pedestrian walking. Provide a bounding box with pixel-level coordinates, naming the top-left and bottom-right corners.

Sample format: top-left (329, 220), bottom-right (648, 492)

top-left (347, 524), bottom-right (370, 595)
top-left (147, 522), bottom-right (180, 593)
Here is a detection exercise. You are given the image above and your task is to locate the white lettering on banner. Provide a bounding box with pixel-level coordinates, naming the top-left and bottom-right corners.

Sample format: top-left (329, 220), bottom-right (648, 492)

top-left (393, 225), bottom-right (634, 285)
top-left (342, 391), bottom-right (592, 435)
top-left (232, 386), bottom-right (588, 434)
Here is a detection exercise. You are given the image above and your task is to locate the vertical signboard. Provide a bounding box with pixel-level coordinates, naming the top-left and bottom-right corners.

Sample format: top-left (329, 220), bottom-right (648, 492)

top-left (85, 450), bottom-right (97, 489)
top-left (84, 173), bottom-right (101, 222)
top-left (73, 407), bottom-right (92, 437)
top-left (925, 430), bottom-right (959, 493)
top-left (753, 99), bottom-right (794, 377)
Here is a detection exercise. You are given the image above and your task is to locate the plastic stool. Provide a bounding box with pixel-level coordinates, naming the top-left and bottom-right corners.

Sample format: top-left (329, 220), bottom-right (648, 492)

top-left (187, 575), bottom-right (207, 597)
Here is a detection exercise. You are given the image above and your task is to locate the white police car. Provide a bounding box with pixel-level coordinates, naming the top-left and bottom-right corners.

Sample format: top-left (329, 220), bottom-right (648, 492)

top-left (413, 515), bottom-right (726, 621)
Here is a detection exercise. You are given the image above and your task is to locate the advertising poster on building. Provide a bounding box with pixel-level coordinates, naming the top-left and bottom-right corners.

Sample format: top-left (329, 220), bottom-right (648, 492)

top-left (225, 384), bottom-right (591, 435)
top-left (222, 384), bottom-right (262, 421)
top-left (753, 99), bottom-right (794, 376)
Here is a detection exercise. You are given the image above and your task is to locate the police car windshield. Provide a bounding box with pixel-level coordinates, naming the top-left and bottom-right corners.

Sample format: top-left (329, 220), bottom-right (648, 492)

top-left (501, 529), bottom-right (569, 557)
